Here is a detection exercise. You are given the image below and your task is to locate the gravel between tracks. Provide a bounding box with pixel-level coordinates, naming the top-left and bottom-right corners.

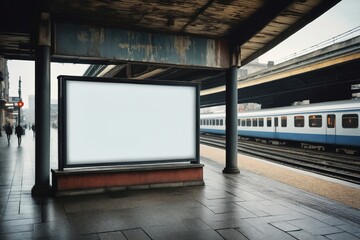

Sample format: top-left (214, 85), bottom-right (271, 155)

top-left (201, 144), bottom-right (360, 209)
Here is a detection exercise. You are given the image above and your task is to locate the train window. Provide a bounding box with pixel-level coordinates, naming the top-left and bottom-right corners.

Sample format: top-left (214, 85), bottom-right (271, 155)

top-left (294, 116), bottom-right (304, 127)
top-left (309, 115), bottom-right (322, 128)
top-left (238, 119), bottom-right (241, 126)
top-left (252, 118), bottom-right (258, 127)
top-left (281, 116), bottom-right (287, 127)
top-left (241, 119), bottom-right (246, 126)
top-left (274, 117), bottom-right (278, 127)
top-left (212, 119), bottom-right (215, 125)
top-left (327, 114), bottom-right (336, 128)
top-left (216, 119), bottom-right (219, 126)
top-left (246, 119), bottom-right (251, 127)
top-left (220, 119), bottom-right (223, 126)
top-left (259, 118), bottom-right (264, 127)
top-left (342, 114), bottom-right (358, 128)
top-left (267, 117), bottom-right (272, 127)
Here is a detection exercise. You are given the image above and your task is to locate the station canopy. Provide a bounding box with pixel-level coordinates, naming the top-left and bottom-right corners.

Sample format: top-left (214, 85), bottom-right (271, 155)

top-left (0, 0), bottom-right (340, 85)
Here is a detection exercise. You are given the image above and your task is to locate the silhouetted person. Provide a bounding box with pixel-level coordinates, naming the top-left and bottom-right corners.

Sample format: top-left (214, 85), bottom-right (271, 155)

top-left (31, 124), bottom-right (35, 137)
top-left (15, 125), bottom-right (23, 146)
top-left (5, 123), bottom-right (12, 145)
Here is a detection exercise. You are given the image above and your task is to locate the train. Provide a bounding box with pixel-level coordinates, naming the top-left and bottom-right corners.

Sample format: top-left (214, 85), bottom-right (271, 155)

top-left (200, 99), bottom-right (360, 151)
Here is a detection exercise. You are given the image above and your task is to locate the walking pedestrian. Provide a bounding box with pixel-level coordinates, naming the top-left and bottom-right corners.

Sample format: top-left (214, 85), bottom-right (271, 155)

top-left (5, 123), bottom-right (12, 145)
top-left (15, 125), bottom-right (23, 146)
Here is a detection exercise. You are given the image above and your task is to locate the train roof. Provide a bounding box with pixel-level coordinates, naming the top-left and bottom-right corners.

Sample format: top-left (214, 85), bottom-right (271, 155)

top-left (200, 99), bottom-right (360, 118)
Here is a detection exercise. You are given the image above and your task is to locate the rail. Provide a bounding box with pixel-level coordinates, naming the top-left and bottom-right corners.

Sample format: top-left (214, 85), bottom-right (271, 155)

top-left (200, 134), bottom-right (360, 184)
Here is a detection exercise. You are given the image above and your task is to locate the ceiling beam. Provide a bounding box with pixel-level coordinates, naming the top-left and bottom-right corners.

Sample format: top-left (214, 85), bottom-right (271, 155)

top-left (226, 0), bottom-right (295, 47)
top-left (180, 0), bottom-right (216, 33)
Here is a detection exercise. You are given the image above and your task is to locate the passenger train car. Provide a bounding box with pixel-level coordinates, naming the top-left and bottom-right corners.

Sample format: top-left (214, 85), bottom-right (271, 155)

top-left (200, 100), bottom-right (360, 150)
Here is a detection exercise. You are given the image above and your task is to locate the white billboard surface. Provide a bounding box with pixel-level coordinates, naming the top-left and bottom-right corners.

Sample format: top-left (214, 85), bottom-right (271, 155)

top-left (65, 80), bottom-right (197, 165)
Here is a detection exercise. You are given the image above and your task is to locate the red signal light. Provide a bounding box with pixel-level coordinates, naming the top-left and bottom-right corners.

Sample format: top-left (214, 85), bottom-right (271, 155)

top-left (17, 101), bottom-right (24, 108)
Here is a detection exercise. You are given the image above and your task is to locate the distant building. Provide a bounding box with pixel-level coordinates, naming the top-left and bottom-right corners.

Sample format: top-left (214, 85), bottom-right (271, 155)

top-left (26, 96), bottom-right (58, 128)
top-left (238, 58), bottom-right (271, 79)
top-left (50, 102), bottom-right (58, 128)
top-left (0, 58), bottom-right (9, 128)
top-left (27, 95), bottom-right (35, 124)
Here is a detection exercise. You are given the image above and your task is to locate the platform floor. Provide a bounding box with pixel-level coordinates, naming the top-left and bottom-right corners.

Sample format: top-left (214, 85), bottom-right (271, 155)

top-left (1, 130), bottom-right (360, 240)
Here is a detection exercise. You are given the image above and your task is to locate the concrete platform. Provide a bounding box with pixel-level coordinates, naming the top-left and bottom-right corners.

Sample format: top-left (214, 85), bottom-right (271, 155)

top-left (1, 129), bottom-right (360, 239)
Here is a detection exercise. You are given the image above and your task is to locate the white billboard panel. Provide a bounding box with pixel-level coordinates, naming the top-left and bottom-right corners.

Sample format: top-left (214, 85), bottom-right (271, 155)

top-left (58, 76), bottom-right (199, 168)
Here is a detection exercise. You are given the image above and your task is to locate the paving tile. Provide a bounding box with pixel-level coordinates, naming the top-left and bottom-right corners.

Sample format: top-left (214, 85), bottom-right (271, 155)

top-left (336, 223), bottom-right (360, 234)
top-left (288, 218), bottom-right (331, 232)
top-left (144, 226), bottom-right (223, 240)
top-left (260, 204), bottom-right (296, 216)
top-left (209, 214), bottom-right (260, 229)
top-left (34, 221), bottom-right (76, 239)
top-left (325, 232), bottom-right (360, 240)
top-left (320, 217), bottom-right (348, 226)
top-left (2, 212), bottom-right (41, 221)
top-left (270, 221), bottom-right (301, 232)
top-left (98, 231), bottom-right (126, 240)
top-left (1, 218), bottom-right (42, 226)
top-left (0, 231), bottom-right (33, 240)
top-left (122, 228), bottom-right (151, 240)
top-left (254, 223), bottom-right (297, 240)
top-left (77, 233), bottom-right (101, 240)
top-left (206, 202), bottom-right (245, 214)
top-left (0, 223), bottom-right (33, 234)
top-left (173, 205), bottom-right (216, 221)
top-left (250, 209), bottom-right (271, 217)
top-left (288, 230), bottom-right (329, 240)
top-left (197, 197), bottom-right (244, 206)
top-left (217, 228), bottom-right (248, 240)
top-left (182, 218), bottom-right (212, 230)
top-left (309, 226), bottom-right (344, 236)
top-left (236, 225), bottom-right (268, 240)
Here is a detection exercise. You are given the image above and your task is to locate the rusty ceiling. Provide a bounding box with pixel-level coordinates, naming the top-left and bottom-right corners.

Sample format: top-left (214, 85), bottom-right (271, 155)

top-left (0, 0), bottom-right (340, 66)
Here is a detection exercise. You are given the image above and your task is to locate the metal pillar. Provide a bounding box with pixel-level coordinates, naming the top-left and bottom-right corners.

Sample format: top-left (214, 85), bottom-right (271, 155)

top-left (32, 13), bottom-right (52, 196)
top-left (223, 46), bottom-right (240, 174)
top-left (18, 77), bottom-right (21, 125)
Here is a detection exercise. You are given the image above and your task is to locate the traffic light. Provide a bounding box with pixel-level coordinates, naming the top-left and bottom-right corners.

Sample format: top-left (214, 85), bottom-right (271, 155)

top-left (17, 101), bottom-right (24, 108)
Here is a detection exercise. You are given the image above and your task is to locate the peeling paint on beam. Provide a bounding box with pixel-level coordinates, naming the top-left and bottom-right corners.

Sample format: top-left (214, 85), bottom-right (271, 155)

top-left (54, 23), bottom-right (230, 68)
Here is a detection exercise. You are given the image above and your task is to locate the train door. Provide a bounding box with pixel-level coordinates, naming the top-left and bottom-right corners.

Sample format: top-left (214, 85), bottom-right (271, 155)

top-left (326, 114), bottom-right (336, 144)
top-left (274, 117), bottom-right (279, 139)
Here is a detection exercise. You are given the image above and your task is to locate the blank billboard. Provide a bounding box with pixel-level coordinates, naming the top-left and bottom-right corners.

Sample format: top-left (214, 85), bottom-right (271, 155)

top-left (58, 76), bottom-right (199, 168)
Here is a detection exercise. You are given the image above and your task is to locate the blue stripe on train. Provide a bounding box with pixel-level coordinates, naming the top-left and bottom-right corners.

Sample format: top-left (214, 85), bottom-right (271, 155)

top-left (200, 128), bottom-right (360, 147)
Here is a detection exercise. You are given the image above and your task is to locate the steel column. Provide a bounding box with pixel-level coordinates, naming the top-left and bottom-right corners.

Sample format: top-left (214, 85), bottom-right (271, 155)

top-left (223, 47), bottom-right (240, 174)
top-left (31, 13), bottom-right (52, 196)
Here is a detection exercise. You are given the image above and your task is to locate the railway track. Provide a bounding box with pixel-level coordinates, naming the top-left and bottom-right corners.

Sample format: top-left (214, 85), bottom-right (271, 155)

top-left (200, 134), bottom-right (360, 184)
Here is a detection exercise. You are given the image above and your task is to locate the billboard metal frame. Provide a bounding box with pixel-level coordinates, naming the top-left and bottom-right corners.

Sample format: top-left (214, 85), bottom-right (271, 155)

top-left (58, 75), bottom-right (200, 170)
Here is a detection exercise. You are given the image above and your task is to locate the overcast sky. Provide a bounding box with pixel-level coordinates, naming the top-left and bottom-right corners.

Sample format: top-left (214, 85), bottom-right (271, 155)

top-left (7, 0), bottom-right (360, 107)
top-left (258, 0), bottom-right (360, 63)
